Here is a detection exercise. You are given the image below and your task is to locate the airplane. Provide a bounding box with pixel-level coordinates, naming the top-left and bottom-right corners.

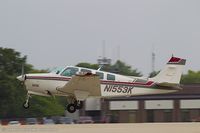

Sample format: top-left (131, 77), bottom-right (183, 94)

top-left (17, 56), bottom-right (186, 113)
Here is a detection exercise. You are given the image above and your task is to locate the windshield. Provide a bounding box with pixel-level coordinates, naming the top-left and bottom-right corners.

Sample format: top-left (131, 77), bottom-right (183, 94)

top-left (50, 67), bottom-right (64, 74)
top-left (61, 67), bottom-right (79, 77)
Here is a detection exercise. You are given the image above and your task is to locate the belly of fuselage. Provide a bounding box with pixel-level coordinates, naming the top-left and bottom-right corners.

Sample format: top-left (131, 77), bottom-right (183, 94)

top-left (25, 79), bottom-right (67, 96)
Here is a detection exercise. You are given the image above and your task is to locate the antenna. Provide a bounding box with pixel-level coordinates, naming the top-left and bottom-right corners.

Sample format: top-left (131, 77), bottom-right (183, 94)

top-left (97, 65), bottom-right (103, 71)
top-left (97, 40), bottom-right (111, 66)
top-left (102, 40), bottom-right (106, 58)
top-left (151, 45), bottom-right (155, 72)
top-left (117, 45), bottom-right (120, 60)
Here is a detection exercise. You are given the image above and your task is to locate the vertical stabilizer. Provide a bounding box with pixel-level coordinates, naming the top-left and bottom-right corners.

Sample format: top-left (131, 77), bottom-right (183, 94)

top-left (151, 56), bottom-right (186, 84)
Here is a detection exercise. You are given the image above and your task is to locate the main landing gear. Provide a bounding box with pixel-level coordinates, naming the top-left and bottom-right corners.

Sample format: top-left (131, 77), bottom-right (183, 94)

top-left (23, 93), bottom-right (31, 109)
top-left (66, 98), bottom-right (83, 113)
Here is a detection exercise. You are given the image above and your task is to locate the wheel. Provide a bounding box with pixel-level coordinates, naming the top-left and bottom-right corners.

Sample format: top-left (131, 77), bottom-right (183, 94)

top-left (23, 101), bottom-right (29, 109)
top-left (75, 101), bottom-right (83, 110)
top-left (67, 104), bottom-right (76, 113)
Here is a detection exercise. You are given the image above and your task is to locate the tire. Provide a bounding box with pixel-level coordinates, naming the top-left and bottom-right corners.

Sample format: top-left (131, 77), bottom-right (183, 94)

top-left (75, 101), bottom-right (83, 110)
top-left (23, 101), bottom-right (29, 109)
top-left (67, 104), bottom-right (76, 113)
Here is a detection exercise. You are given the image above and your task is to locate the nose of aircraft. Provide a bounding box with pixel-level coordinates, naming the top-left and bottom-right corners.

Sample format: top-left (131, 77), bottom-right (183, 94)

top-left (17, 75), bottom-right (24, 81)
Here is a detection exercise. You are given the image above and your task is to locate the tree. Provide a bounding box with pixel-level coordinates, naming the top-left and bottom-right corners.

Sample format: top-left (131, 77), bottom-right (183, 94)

top-left (0, 48), bottom-right (29, 118)
top-left (76, 60), bottom-right (142, 77)
top-left (0, 47), bottom-right (64, 118)
top-left (76, 63), bottom-right (99, 70)
top-left (149, 71), bottom-right (160, 78)
top-left (110, 60), bottom-right (142, 76)
top-left (181, 70), bottom-right (200, 84)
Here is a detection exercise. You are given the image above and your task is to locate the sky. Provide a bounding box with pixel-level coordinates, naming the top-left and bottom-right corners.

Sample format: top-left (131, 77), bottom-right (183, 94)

top-left (0, 0), bottom-right (200, 76)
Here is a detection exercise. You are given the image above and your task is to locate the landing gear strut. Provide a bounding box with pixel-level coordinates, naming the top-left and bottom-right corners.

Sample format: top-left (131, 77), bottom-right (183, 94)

top-left (75, 101), bottom-right (83, 109)
top-left (66, 97), bottom-right (84, 113)
top-left (23, 93), bottom-right (31, 109)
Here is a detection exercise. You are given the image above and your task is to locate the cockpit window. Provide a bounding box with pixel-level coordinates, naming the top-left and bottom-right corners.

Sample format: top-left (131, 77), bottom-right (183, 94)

top-left (50, 67), bottom-right (64, 74)
top-left (61, 67), bottom-right (79, 77)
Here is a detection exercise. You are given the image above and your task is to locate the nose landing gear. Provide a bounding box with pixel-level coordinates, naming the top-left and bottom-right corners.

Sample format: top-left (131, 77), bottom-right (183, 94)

top-left (23, 93), bottom-right (31, 109)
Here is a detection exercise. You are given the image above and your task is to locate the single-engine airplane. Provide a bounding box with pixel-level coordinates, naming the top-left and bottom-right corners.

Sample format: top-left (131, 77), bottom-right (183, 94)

top-left (17, 56), bottom-right (186, 113)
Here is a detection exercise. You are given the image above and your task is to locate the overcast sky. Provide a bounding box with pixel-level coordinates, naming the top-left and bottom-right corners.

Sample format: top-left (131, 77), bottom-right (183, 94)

top-left (0, 0), bottom-right (200, 76)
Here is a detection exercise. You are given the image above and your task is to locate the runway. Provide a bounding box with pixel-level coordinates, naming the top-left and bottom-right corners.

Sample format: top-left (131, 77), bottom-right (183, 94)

top-left (1, 123), bottom-right (200, 133)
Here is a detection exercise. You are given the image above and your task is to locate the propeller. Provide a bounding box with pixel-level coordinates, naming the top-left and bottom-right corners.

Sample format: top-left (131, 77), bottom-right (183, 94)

top-left (21, 64), bottom-right (26, 81)
top-left (17, 64), bottom-right (26, 84)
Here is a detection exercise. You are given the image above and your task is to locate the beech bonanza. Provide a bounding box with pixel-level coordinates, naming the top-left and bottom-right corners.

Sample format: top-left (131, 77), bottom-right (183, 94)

top-left (17, 56), bottom-right (186, 113)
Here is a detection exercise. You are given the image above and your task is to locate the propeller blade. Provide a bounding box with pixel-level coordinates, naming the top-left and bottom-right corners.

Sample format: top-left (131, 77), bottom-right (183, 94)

top-left (22, 64), bottom-right (25, 79)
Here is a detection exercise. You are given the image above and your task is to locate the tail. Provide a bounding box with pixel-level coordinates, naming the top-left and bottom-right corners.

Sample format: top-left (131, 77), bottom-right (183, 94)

top-left (151, 56), bottom-right (186, 85)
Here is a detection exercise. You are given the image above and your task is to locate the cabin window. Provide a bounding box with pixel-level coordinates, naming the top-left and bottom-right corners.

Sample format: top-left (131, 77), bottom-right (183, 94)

top-left (61, 67), bottom-right (79, 77)
top-left (80, 69), bottom-right (92, 73)
top-left (96, 72), bottom-right (104, 79)
top-left (107, 74), bottom-right (115, 81)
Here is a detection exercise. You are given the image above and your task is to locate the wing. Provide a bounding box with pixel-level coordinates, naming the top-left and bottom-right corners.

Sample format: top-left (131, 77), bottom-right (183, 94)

top-left (57, 73), bottom-right (101, 100)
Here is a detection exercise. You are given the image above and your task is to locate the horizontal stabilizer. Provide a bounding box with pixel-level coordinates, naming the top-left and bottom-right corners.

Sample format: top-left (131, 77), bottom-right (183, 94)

top-left (156, 82), bottom-right (183, 90)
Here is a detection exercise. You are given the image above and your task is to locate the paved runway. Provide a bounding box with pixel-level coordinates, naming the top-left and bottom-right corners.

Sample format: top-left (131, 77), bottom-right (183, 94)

top-left (1, 123), bottom-right (200, 133)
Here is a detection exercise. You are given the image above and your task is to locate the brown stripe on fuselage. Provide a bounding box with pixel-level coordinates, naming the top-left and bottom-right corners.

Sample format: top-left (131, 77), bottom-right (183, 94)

top-left (26, 76), bottom-right (70, 81)
top-left (26, 76), bottom-right (155, 87)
